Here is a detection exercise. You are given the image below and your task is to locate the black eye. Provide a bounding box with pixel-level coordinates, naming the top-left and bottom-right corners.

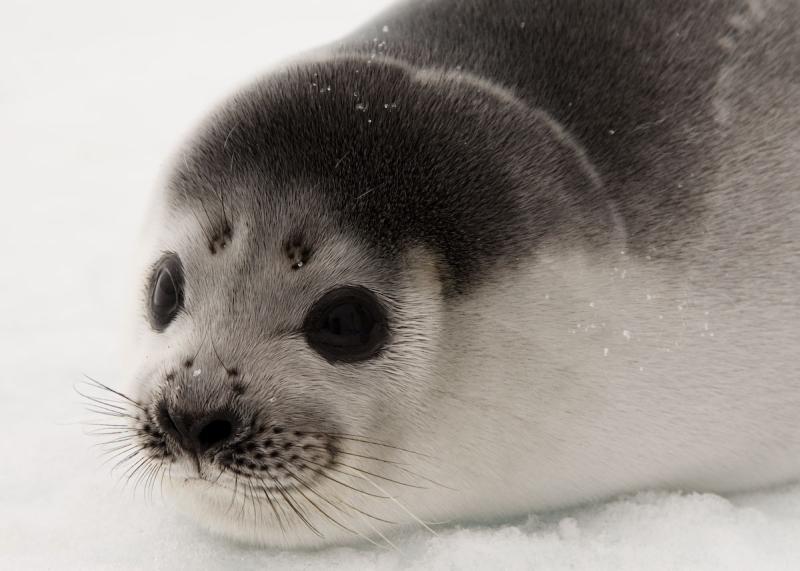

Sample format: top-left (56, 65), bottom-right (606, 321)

top-left (303, 286), bottom-right (389, 363)
top-left (148, 253), bottom-right (184, 331)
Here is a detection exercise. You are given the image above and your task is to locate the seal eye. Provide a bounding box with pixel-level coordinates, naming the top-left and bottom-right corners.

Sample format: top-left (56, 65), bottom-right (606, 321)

top-left (149, 253), bottom-right (184, 331)
top-left (304, 286), bottom-right (389, 363)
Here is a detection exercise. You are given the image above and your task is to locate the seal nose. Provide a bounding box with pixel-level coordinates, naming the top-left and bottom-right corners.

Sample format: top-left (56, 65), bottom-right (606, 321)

top-left (194, 416), bottom-right (235, 451)
top-left (157, 403), bottom-right (238, 454)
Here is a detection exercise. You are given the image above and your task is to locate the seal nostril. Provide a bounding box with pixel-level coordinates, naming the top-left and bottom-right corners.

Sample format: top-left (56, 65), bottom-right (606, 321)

top-left (156, 402), bottom-right (182, 439)
top-left (197, 418), bottom-right (233, 449)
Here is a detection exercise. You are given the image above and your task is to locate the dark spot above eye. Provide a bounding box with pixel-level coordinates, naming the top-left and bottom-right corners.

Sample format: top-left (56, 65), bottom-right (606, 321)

top-left (284, 233), bottom-right (312, 270)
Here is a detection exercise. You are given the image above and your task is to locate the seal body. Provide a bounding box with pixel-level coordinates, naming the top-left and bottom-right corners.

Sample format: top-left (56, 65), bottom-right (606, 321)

top-left (121, 0), bottom-right (800, 547)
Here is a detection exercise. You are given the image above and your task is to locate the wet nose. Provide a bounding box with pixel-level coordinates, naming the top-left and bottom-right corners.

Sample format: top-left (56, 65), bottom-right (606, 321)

top-left (194, 416), bottom-right (235, 450)
top-left (157, 404), bottom-right (238, 454)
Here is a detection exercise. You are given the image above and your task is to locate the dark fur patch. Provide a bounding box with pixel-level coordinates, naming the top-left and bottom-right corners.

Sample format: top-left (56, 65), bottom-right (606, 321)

top-left (168, 0), bottom-right (778, 293)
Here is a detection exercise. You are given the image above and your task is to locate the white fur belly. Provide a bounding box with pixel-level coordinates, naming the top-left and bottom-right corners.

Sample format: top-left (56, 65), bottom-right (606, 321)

top-left (410, 242), bottom-right (800, 521)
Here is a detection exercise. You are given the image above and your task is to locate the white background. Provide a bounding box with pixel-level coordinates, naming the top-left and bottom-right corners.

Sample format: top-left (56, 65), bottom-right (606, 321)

top-left (2, 1), bottom-right (799, 569)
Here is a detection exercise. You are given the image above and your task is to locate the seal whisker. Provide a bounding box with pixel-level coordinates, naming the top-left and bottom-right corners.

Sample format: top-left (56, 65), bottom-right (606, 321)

top-left (83, 422), bottom-right (136, 430)
top-left (82, 403), bottom-right (138, 419)
top-left (134, 458), bottom-right (160, 501)
top-left (245, 480), bottom-right (261, 526)
top-left (286, 465), bottom-right (398, 526)
top-left (303, 432), bottom-right (430, 458)
top-left (345, 471), bottom-right (438, 537)
top-left (288, 463), bottom-right (401, 550)
top-left (87, 430), bottom-right (136, 439)
top-left (330, 460), bottom-right (426, 489)
top-left (224, 470), bottom-right (241, 516)
top-left (97, 442), bottom-right (140, 460)
top-left (278, 470), bottom-right (371, 544)
top-left (393, 465), bottom-right (458, 492)
top-left (351, 508), bottom-right (400, 551)
top-left (96, 437), bottom-right (141, 458)
top-left (178, 185), bottom-right (216, 247)
top-left (121, 455), bottom-right (152, 492)
top-left (301, 458), bottom-right (408, 491)
top-left (302, 445), bottom-right (410, 467)
top-left (209, 337), bottom-right (235, 375)
top-left (254, 479), bottom-right (288, 538)
top-left (141, 460), bottom-right (162, 503)
top-left (74, 390), bottom-right (130, 412)
top-left (93, 435), bottom-right (136, 447)
top-left (271, 478), bottom-right (323, 538)
top-left (108, 447), bottom-right (145, 473)
top-left (299, 462), bottom-right (389, 499)
top-left (80, 375), bottom-right (145, 410)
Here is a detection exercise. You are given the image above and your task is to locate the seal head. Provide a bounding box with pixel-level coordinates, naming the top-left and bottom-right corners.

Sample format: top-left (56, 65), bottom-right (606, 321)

top-left (124, 54), bottom-right (607, 546)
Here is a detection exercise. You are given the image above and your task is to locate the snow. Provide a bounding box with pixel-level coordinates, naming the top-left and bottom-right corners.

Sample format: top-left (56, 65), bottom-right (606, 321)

top-left (2, 1), bottom-right (800, 568)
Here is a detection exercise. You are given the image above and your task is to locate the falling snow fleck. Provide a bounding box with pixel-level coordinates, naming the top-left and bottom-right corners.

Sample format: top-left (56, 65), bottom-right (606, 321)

top-left (193, 369), bottom-right (202, 377)
top-left (382, 25), bottom-right (389, 32)
top-left (623, 330), bottom-right (632, 340)
top-left (604, 348), bottom-right (609, 357)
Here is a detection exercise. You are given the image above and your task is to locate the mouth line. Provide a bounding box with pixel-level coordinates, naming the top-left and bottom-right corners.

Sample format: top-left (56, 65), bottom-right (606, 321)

top-left (183, 476), bottom-right (296, 495)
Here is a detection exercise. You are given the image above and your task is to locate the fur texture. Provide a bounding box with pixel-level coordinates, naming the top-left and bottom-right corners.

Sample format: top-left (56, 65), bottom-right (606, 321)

top-left (119, 0), bottom-right (800, 547)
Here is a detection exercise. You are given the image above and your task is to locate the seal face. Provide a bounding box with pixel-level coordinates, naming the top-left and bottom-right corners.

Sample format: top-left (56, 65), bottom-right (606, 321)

top-left (104, 0), bottom-right (800, 548)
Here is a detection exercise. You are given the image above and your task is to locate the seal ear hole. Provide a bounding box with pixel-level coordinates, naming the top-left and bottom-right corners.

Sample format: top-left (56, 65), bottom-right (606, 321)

top-left (148, 253), bottom-right (184, 331)
top-left (303, 285), bottom-right (390, 363)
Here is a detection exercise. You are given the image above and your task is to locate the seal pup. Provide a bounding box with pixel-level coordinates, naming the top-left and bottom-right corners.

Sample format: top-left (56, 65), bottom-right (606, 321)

top-left (98, 0), bottom-right (800, 547)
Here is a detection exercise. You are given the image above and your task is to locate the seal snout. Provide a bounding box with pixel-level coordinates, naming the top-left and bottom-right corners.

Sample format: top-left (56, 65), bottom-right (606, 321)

top-left (156, 402), bottom-right (239, 455)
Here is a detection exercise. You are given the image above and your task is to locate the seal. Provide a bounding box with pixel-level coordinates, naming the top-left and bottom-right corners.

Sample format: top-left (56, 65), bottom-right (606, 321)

top-left (100, 0), bottom-right (800, 548)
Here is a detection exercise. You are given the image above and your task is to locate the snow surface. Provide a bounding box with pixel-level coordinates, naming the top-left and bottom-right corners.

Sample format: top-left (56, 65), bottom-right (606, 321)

top-left (2, 1), bottom-right (800, 569)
